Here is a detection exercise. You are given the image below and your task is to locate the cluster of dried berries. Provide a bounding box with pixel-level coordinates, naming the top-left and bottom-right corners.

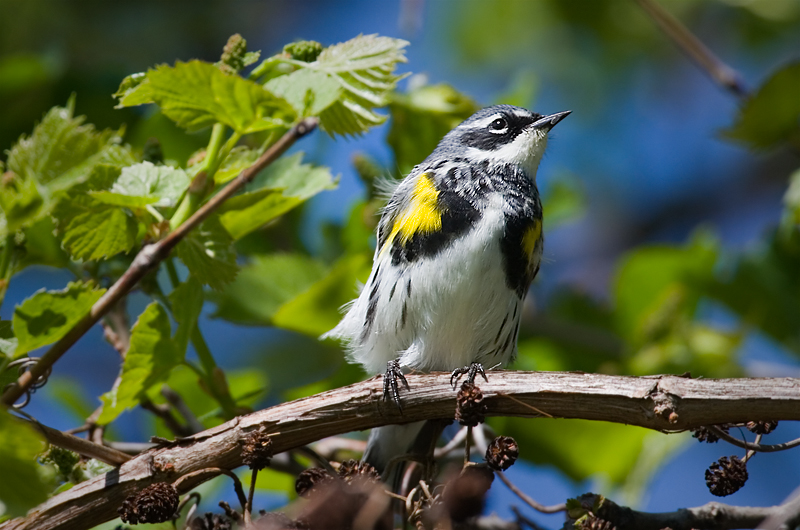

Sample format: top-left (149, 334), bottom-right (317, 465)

top-left (746, 420), bottom-right (779, 435)
top-left (575, 513), bottom-right (617, 530)
top-left (455, 382), bottom-right (488, 426)
top-left (691, 424), bottom-right (729, 443)
top-left (442, 466), bottom-right (495, 522)
top-left (484, 436), bottom-right (519, 471)
top-left (241, 430), bottom-right (274, 470)
top-left (295, 460), bottom-right (381, 498)
top-left (705, 455), bottom-right (748, 497)
top-left (188, 512), bottom-right (232, 530)
top-left (119, 482), bottom-right (179, 524)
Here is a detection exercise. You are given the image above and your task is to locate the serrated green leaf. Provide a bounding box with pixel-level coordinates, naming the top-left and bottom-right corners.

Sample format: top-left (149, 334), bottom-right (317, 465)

top-left (219, 152), bottom-right (337, 240)
top-left (388, 83), bottom-right (478, 173)
top-left (169, 276), bottom-right (203, 354)
top-left (0, 409), bottom-right (49, 516)
top-left (90, 161), bottom-right (190, 208)
top-left (723, 61), bottom-right (800, 150)
top-left (214, 145), bottom-right (262, 185)
top-left (98, 302), bottom-right (181, 424)
top-left (265, 68), bottom-right (342, 117)
top-left (61, 205), bottom-right (138, 261)
top-left (116, 60), bottom-right (296, 134)
top-left (1, 98), bottom-right (133, 232)
top-left (271, 34), bottom-right (408, 136)
top-left (274, 253), bottom-right (371, 336)
top-left (0, 320), bottom-right (17, 358)
top-left (211, 253), bottom-right (327, 325)
top-left (176, 216), bottom-right (238, 290)
top-left (12, 281), bottom-right (106, 357)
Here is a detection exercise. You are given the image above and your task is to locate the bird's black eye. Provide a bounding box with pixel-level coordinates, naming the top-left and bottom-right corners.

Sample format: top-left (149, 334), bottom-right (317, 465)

top-left (490, 118), bottom-right (507, 131)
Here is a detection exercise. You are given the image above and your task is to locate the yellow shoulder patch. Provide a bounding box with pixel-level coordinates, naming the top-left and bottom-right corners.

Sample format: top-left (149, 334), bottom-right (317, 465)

top-left (522, 220), bottom-right (542, 261)
top-left (384, 173), bottom-right (442, 251)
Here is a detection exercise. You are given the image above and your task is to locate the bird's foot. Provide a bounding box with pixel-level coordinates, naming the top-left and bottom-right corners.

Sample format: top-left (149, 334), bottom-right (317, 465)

top-left (383, 360), bottom-right (409, 410)
top-left (450, 362), bottom-right (488, 390)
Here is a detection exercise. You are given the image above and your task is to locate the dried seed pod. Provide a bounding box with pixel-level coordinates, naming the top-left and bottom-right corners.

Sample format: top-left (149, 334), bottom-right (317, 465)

top-left (691, 425), bottom-right (729, 443)
top-left (575, 513), bottom-right (617, 530)
top-left (241, 430), bottom-right (274, 470)
top-left (337, 459), bottom-right (381, 485)
top-left (119, 482), bottom-right (179, 524)
top-left (746, 420), bottom-right (778, 435)
top-left (705, 456), bottom-right (748, 497)
top-left (484, 436), bottom-right (519, 471)
top-left (295, 467), bottom-right (335, 497)
top-left (455, 382), bottom-right (488, 427)
top-left (189, 512), bottom-right (233, 530)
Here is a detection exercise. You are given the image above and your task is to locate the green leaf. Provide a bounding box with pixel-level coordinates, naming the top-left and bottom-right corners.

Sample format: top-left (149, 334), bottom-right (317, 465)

top-left (723, 61), bottom-right (800, 150)
top-left (1, 98), bottom-right (129, 231)
top-left (269, 34), bottom-right (409, 136)
top-left (273, 253), bottom-right (371, 336)
top-left (90, 161), bottom-right (190, 208)
top-left (214, 145), bottom-right (262, 185)
top-left (388, 82), bottom-right (479, 173)
top-left (116, 60), bottom-right (296, 134)
top-left (169, 276), bottom-right (204, 354)
top-left (0, 409), bottom-right (49, 516)
top-left (98, 303), bottom-right (182, 424)
top-left (0, 320), bottom-right (17, 358)
top-left (613, 235), bottom-right (717, 344)
top-left (265, 68), bottom-right (342, 117)
top-left (219, 152), bottom-right (337, 240)
top-left (543, 178), bottom-right (586, 228)
top-left (211, 253), bottom-right (327, 325)
top-left (176, 215), bottom-right (239, 290)
top-left (61, 203), bottom-right (138, 261)
top-left (12, 281), bottom-right (106, 357)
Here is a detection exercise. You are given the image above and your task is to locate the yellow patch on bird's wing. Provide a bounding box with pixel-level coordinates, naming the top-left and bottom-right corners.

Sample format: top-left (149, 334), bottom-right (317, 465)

top-left (383, 173), bottom-right (442, 253)
top-left (522, 220), bottom-right (542, 261)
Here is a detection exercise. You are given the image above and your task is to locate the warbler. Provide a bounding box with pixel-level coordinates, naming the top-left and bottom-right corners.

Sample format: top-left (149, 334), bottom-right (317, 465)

top-left (324, 104), bottom-right (570, 474)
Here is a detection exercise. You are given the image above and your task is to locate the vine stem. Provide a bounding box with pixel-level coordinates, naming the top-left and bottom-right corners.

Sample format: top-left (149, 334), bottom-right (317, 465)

top-left (1, 118), bottom-right (319, 409)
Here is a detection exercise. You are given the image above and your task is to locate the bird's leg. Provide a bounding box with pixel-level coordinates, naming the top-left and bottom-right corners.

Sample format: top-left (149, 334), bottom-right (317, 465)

top-left (450, 362), bottom-right (488, 390)
top-left (383, 359), bottom-right (409, 410)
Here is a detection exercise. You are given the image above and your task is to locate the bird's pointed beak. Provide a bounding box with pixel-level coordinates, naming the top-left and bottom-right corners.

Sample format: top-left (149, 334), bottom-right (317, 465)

top-left (531, 110), bottom-right (571, 131)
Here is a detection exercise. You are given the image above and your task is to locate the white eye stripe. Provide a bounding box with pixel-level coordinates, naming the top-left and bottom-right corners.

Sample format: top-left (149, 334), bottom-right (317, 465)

top-left (462, 113), bottom-right (506, 130)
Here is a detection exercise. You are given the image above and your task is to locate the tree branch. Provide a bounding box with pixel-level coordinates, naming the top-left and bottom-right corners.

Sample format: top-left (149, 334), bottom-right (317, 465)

top-left (4, 372), bottom-right (800, 530)
top-left (634, 0), bottom-right (747, 97)
top-left (0, 118), bottom-right (319, 409)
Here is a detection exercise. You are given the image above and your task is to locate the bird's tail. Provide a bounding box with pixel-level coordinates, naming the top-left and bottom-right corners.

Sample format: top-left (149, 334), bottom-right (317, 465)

top-left (363, 421), bottom-right (448, 493)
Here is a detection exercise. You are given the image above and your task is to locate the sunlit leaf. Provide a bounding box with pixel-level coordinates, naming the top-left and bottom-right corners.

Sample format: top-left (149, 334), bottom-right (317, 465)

top-left (12, 281), bottom-right (106, 357)
top-left (267, 35), bottom-right (408, 136)
top-left (176, 215), bottom-right (238, 290)
top-left (0, 320), bottom-right (17, 358)
top-left (98, 302), bottom-right (182, 424)
top-left (219, 152), bottom-right (337, 240)
top-left (116, 60), bottom-right (296, 134)
top-left (214, 145), bottom-right (262, 185)
top-left (90, 161), bottom-right (190, 208)
top-left (169, 276), bottom-right (203, 355)
top-left (61, 203), bottom-right (138, 261)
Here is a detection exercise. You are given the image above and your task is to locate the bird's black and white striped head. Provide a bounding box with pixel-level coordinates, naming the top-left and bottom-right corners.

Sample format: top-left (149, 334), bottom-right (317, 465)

top-left (433, 105), bottom-right (570, 179)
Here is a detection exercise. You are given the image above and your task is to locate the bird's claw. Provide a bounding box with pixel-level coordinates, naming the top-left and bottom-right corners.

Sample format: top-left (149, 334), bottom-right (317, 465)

top-left (450, 362), bottom-right (488, 390)
top-left (383, 360), bottom-right (409, 411)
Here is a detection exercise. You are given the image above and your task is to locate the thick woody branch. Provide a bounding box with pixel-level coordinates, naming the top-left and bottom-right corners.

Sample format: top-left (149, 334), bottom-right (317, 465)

top-left (1, 118), bottom-right (319, 409)
top-left (3, 371), bottom-right (800, 530)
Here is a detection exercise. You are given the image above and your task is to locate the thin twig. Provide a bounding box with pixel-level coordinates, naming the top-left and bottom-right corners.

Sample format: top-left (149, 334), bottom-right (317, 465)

top-left (161, 386), bottom-right (204, 434)
top-left (510, 506), bottom-right (548, 530)
top-left (173, 467), bottom-right (248, 513)
top-left (293, 445), bottom-right (338, 475)
top-left (496, 471), bottom-right (566, 514)
top-left (707, 425), bottom-right (800, 453)
top-left (244, 468), bottom-right (257, 527)
top-left (634, 0), bottom-right (747, 97)
top-left (464, 426), bottom-right (473, 467)
top-left (141, 398), bottom-right (191, 438)
top-left (1, 118), bottom-right (319, 409)
top-left (23, 417), bottom-right (131, 466)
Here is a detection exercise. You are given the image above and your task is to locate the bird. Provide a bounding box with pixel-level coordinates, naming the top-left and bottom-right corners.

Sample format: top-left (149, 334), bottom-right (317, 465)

top-left (324, 104), bottom-right (570, 477)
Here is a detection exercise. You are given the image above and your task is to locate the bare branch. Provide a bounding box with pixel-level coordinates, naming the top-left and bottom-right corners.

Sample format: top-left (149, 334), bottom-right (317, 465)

top-left (496, 471), bottom-right (566, 514)
top-left (634, 0), bottom-right (747, 97)
top-left (4, 371), bottom-right (800, 530)
top-left (1, 118), bottom-right (320, 409)
top-left (707, 425), bottom-right (800, 453)
top-left (26, 420), bottom-right (131, 466)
